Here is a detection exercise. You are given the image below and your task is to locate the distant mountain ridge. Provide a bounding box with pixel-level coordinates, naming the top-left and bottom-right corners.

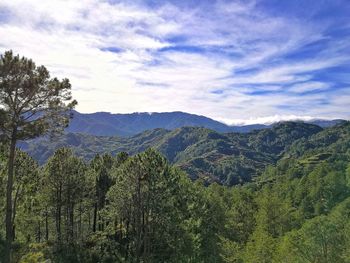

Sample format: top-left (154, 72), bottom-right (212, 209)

top-left (67, 111), bottom-right (231, 136)
top-left (21, 121), bottom-right (349, 186)
top-left (67, 111), bottom-right (345, 136)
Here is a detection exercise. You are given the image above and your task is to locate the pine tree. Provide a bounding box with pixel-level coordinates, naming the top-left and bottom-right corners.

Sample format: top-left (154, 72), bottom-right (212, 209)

top-left (0, 50), bottom-right (76, 261)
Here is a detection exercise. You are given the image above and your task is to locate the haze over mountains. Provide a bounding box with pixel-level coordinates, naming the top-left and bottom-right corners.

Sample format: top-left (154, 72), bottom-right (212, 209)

top-left (67, 111), bottom-right (344, 137)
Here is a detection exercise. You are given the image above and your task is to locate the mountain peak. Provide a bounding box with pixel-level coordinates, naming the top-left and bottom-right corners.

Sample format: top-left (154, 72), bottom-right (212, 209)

top-left (67, 111), bottom-right (344, 137)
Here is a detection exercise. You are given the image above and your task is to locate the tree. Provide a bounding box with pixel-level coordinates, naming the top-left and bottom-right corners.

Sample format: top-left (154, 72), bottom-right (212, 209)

top-left (276, 216), bottom-right (343, 263)
top-left (0, 50), bottom-right (76, 261)
top-left (106, 149), bottom-right (186, 262)
top-left (11, 151), bottom-right (39, 243)
top-left (219, 188), bottom-right (257, 262)
top-left (243, 187), bottom-right (292, 263)
top-left (43, 148), bottom-right (87, 245)
top-left (90, 153), bottom-right (115, 233)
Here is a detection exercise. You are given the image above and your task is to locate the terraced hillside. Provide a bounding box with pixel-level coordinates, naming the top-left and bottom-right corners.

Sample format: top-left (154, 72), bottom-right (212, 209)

top-left (19, 121), bottom-right (336, 185)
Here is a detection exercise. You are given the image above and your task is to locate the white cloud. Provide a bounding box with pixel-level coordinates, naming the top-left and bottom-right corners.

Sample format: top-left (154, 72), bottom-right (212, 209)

top-left (218, 115), bottom-right (334, 126)
top-left (289, 82), bottom-right (330, 93)
top-left (0, 0), bottom-right (349, 123)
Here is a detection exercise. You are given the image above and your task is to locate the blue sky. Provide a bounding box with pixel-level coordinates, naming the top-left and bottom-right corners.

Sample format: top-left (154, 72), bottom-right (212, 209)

top-left (0, 0), bottom-right (349, 124)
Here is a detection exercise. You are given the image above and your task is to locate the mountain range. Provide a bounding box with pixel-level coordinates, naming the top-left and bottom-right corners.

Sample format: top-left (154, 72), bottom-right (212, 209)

top-left (66, 111), bottom-right (345, 136)
top-left (20, 118), bottom-right (350, 186)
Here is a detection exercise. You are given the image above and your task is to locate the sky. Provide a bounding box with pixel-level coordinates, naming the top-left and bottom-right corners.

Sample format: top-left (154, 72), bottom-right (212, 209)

top-left (0, 0), bottom-right (350, 125)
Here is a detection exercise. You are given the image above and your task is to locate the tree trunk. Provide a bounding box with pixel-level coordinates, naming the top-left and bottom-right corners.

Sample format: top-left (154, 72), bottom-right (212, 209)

top-left (5, 130), bottom-right (17, 263)
top-left (56, 184), bottom-right (62, 244)
top-left (37, 221), bottom-right (41, 243)
top-left (136, 173), bottom-right (142, 262)
top-left (45, 207), bottom-right (49, 241)
top-left (12, 184), bottom-right (21, 241)
top-left (69, 203), bottom-right (74, 242)
top-left (66, 204), bottom-right (69, 243)
top-left (79, 202), bottom-right (82, 242)
top-left (93, 202), bottom-right (97, 232)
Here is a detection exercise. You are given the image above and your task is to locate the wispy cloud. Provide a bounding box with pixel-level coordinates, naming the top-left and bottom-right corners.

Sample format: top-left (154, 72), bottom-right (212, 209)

top-left (0, 0), bottom-right (349, 124)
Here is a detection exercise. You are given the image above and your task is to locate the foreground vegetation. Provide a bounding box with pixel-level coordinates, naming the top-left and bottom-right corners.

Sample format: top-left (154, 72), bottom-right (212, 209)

top-left (1, 121), bottom-right (350, 262)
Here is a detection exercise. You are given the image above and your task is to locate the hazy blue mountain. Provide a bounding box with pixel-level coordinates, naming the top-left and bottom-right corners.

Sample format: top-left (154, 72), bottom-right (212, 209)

top-left (308, 119), bottom-right (346, 128)
top-left (66, 111), bottom-right (233, 136)
top-left (66, 111), bottom-right (344, 136)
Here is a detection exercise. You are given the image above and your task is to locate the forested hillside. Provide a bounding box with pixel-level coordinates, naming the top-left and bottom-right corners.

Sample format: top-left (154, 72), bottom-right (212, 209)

top-left (21, 121), bottom-right (323, 185)
top-left (1, 122), bottom-right (350, 262)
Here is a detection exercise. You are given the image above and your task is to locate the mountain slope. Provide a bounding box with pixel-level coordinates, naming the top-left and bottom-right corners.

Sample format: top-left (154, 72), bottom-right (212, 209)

top-left (21, 122), bottom-right (327, 185)
top-left (171, 122), bottom-right (323, 184)
top-left (67, 111), bottom-right (234, 136)
top-left (286, 121), bottom-right (350, 159)
top-left (67, 111), bottom-right (345, 136)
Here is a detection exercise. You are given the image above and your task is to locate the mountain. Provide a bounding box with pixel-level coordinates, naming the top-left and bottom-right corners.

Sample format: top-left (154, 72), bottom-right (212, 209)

top-left (307, 119), bottom-right (346, 128)
top-left (66, 111), bottom-right (344, 136)
top-left (66, 111), bottom-right (234, 136)
top-left (21, 121), bottom-right (333, 186)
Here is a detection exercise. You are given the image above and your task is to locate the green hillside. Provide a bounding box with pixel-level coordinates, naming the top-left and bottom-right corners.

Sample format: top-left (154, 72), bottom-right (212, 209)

top-left (20, 121), bottom-right (326, 185)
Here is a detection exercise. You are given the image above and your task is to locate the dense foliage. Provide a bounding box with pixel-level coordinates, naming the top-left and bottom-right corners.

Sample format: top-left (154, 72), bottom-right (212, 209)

top-left (1, 121), bottom-right (350, 262)
top-left (0, 50), bottom-right (76, 262)
top-left (21, 122), bottom-right (324, 186)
